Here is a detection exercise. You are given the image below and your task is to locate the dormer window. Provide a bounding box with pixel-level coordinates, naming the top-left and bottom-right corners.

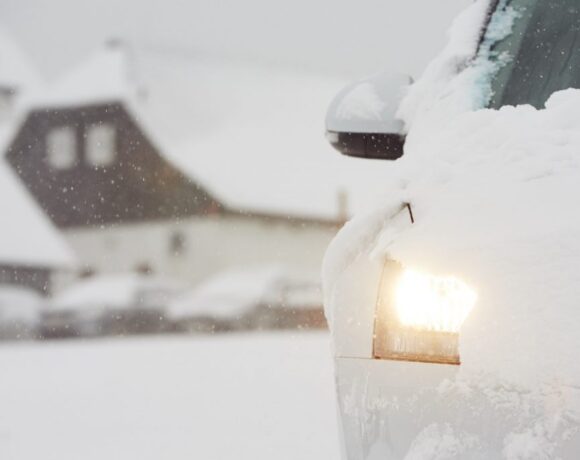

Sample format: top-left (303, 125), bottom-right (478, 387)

top-left (47, 126), bottom-right (77, 170)
top-left (86, 123), bottom-right (116, 167)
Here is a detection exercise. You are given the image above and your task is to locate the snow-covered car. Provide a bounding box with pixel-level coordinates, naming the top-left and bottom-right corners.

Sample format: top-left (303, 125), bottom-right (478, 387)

top-left (0, 286), bottom-right (44, 340)
top-left (167, 266), bottom-right (324, 332)
top-left (324, 1), bottom-right (580, 458)
top-left (42, 274), bottom-right (182, 338)
top-left (259, 278), bottom-right (326, 330)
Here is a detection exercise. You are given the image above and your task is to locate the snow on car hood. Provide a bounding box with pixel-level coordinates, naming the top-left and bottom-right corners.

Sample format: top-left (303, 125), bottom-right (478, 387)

top-left (389, 89), bottom-right (580, 387)
top-left (324, 0), bottom-right (580, 390)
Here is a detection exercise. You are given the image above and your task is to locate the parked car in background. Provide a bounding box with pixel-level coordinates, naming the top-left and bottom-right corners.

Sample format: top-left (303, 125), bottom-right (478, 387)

top-left (256, 279), bottom-right (326, 330)
top-left (0, 286), bottom-right (44, 340)
top-left (41, 273), bottom-right (182, 338)
top-left (168, 266), bottom-right (325, 333)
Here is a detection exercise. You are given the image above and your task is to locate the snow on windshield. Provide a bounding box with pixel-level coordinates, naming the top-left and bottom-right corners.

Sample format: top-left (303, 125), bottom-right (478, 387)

top-left (489, 0), bottom-right (580, 109)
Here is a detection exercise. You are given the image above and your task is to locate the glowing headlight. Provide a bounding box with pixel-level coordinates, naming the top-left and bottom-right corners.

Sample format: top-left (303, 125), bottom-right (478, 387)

top-left (373, 261), bottom-right (476, 365)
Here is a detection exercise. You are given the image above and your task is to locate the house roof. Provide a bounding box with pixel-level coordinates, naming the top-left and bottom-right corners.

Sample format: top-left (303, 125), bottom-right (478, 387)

top-left (30, 40), bottom-right (134, 108)
top-left (25, 43), bottom-right (401, 220)
top-left (0, 30), bottom-right (73, 268)
top-left (0, 134), bottom-right (74, 268)
top-left (0, 28), bottom-right (41, 91)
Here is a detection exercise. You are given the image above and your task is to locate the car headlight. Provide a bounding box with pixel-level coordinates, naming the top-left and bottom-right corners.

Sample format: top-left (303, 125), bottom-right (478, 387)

top-left (373, 260), bottom-right (477, 365)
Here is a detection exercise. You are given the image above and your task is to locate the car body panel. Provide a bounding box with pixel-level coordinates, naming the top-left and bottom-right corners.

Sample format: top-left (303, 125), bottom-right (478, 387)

top-left (336, 358), bottom-right (458, 459)
top-left (326, 1), bottom-right (580, 458)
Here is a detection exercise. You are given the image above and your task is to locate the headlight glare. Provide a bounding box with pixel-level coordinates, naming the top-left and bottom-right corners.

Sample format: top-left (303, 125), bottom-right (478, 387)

top-left (395, 268), bottom-right (476, 333)
top-left (373, 261), bottom-right (476, 365)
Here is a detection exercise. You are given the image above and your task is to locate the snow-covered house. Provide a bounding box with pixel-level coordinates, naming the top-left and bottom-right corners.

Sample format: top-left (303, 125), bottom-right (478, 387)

top-left (4, 40), bottom-right (347, 286)
top-left (0, 29), bottom-right (73, 295)
top-left (0, 157), bottom-right (73, 294)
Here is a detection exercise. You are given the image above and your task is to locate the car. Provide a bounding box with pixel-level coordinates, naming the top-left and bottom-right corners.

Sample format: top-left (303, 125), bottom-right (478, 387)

top-left (167, 266), bottom-right (325, 332)
top-left (257, 277), bottom-right (326, 330)
top-left (0, 286), bottom-right (44, 340)
top-left (324, 1), bottom-right (580, 458)
top-left (42, 273), bottom-right (182, 338)
top-left (166, 268), bottom-right (268, 333)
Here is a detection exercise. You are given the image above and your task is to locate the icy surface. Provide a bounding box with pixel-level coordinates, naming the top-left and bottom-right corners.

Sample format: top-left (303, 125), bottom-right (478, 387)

top-left (404, 424), bottom-right (479, 460)
top-left (0, 333), bottom-right (339, 460)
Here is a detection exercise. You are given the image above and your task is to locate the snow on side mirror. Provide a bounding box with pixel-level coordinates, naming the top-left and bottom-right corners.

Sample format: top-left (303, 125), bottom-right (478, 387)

top-left (325, 72), bottom-right (411, 160)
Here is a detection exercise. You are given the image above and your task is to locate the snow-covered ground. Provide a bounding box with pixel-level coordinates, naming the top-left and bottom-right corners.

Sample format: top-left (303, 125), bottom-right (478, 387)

top-left (0, 332), bottom-right (339, 460)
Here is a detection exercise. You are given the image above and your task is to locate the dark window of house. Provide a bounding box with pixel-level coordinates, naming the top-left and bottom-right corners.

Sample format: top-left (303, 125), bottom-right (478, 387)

top-left (169, 231), bottom-right (186, 256)
top-left (86, 123), bottom-right (116, 167)
top-left (487, 0), bottom-right (580, 109)
top-left (47, 126), bottom-right (77, 170)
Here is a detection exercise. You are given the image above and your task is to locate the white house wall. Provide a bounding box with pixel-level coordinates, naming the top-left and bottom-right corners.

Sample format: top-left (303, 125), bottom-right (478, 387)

top-left (60, 215), bottom-right (337, 288)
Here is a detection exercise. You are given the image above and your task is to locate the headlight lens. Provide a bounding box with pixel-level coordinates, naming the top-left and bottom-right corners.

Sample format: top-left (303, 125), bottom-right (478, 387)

top-left (373, 261), bottom-right (476, 365)
top-left (395, 268), bottom-right (476, 333)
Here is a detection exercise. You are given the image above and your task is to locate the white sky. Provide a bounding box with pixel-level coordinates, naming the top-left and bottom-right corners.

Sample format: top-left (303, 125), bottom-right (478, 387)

top-left (0, 0), bottom-right (470, 80)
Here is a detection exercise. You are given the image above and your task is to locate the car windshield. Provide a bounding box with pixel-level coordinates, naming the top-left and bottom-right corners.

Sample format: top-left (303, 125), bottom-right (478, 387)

top-left (487, 0), bottom-right (580, 109)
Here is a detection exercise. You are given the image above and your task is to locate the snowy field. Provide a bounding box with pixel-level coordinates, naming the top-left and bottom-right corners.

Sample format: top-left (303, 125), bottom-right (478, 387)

top-left (0, 332), bottom-right (340, 460)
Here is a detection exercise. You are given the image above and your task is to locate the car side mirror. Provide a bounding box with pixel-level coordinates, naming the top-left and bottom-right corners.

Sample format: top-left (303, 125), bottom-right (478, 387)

top-left (325, 72), bottom-right (411, 160)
